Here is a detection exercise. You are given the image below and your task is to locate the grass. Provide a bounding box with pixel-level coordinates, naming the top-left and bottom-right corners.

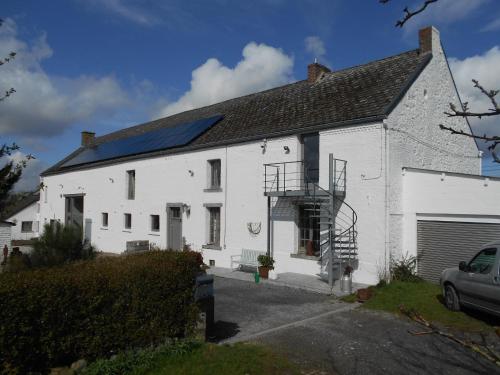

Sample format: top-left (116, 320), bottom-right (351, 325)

top-left (83, 341), bottom-right (300, 375)
top-left (343, 281), bottom-right (499, 332)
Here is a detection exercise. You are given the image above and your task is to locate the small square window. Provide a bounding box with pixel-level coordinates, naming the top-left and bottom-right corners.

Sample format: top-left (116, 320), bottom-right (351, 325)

top-left (150, 215), bottom-right (160, 232)
top-left (21, 221), bottom-right (33, 232)
top-left (208, 159), bottom-right (221, 189)
top-left (124, 213), bottom-right (132, 229)
top-left (102, 212), bottom-right (109, 227)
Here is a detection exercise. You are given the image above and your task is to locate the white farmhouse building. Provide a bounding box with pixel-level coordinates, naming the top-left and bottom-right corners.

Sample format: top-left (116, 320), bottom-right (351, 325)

top-left (38, 27), bottom-right (500, 285)
top-left (4, 192), bottom-right (40, 241)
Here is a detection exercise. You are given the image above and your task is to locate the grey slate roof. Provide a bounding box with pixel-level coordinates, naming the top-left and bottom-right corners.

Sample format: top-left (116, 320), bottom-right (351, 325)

top-left (2, 193), bottom-right (40, 220)
top-left (43, 49), bottom-right (432, 175)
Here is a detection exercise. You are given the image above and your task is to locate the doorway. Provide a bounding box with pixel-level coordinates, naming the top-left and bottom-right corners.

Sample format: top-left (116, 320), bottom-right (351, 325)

top-left (167, 205), bottom-right (183, 250)
top-left (65, 195), bottom-right (84, 229)
top-left (301, 133), bottom-right (319, 185)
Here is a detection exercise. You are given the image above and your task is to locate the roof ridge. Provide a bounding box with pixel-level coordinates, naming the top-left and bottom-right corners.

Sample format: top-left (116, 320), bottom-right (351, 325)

top-left (95, 49), bottom-right (420, 143)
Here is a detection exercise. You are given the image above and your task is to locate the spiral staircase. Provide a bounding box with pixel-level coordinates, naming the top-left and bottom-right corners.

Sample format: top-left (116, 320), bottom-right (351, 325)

top-left (264, 155), bottom-right (358, 286)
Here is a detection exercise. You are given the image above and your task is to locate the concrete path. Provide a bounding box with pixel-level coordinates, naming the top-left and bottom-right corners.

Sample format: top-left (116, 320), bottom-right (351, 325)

top-left (213, 276), bottom-right (500, 375)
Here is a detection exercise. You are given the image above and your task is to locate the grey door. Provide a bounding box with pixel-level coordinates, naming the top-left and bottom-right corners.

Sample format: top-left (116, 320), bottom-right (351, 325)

top-left (167, 206), bottom-right (182, 250)
top-left (302, 133), bottom-right (319, 184)
top-left (417, 220), bottom-right (500, 283)
top-left (65, 196), bottom-right (84, 229)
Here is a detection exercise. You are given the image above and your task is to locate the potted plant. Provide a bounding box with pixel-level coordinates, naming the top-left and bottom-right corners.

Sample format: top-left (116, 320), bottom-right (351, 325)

top-left (257, 254), bottom-right (275, 279)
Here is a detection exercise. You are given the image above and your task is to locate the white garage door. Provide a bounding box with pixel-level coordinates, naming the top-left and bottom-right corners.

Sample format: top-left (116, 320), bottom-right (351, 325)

top-left (417, 220), bottom-right (500, 283)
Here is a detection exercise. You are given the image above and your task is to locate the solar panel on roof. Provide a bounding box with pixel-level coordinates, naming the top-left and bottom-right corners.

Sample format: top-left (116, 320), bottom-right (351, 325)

top-left (61, 115), bottom-right (223, 168)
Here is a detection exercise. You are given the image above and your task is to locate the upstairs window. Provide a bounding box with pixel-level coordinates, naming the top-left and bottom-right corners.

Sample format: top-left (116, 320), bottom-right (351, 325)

top-left (208, 159), bottom-right (221, 189)
top-left (102, 212), bottom-right (109, 227)
top-left (124, 213), bottom-right (132, 230)
top-left (21, 221), bottom-right (33, 232)
top-left (150, 215), bottom-right (160, 232)
top-left (127, 170), bottom-right (135, 200)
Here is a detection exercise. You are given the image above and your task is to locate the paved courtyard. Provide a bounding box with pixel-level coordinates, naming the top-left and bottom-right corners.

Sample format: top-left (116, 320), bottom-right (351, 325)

top-left (212, 276), bottom-right (500, 375)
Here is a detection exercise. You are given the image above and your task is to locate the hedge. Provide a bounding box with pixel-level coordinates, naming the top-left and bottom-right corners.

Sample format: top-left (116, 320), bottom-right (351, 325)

top-left (0, 251), bottom-right (203, 374)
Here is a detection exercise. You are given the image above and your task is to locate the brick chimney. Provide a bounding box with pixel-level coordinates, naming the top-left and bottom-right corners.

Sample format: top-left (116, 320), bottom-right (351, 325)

top-left (81, 131), bottom-right (95, 147)
top-left (419, 26), bottom-right (440, 54)
top-left (307, 61), bottom-right (330, 83)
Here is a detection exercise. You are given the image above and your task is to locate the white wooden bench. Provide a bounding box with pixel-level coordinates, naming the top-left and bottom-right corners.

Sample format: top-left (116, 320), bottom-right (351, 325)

top-left (230, 249), bottom-right (266, 271)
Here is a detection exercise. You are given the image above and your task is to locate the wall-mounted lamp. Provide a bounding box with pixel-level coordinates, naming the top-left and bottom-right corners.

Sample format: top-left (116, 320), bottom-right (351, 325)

top-left (58, 184), bottom-right (63, 188)
top-left (188, 170), bottom-right (194, 176)
top-left (260, 138), bottom-right (268, 153)
top-left (283, 146), bottom-right (290, 154)
top-left (182, 203), bottom-right (191, 215)
top-left (108, 178), bottom-right (114, 183)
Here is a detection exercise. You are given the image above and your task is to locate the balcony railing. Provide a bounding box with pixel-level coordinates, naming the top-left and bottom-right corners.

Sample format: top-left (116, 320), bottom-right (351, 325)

top-left (263, 158), bottom-right (347, 196)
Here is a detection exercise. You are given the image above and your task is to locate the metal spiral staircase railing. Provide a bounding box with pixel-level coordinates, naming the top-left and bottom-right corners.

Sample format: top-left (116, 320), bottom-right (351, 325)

top-left (264, 155), bottom-right (358, 286)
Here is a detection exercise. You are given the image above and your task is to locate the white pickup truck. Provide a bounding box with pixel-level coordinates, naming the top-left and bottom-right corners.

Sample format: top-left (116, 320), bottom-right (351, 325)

top-left (440, 241), bottom-right (500, 317)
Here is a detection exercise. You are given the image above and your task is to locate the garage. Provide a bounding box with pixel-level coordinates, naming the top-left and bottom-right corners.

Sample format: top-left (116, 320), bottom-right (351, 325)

top-left (417, 220), bottom-right (500, 282)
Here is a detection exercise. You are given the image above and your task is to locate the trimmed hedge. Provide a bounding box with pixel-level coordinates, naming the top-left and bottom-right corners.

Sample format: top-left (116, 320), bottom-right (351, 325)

top-left (0, 251), bottom-right (203, 374)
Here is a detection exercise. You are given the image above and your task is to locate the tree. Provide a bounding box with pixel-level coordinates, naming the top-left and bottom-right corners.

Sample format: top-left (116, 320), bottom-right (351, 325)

top-left (0, 18), bottom-right (33, 210)
top-left (380, 0), bottom-right (500, 163)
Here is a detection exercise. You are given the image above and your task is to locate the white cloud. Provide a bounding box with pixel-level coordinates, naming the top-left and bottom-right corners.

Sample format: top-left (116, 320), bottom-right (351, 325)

top-left (449, 46), bottom-right (500, 150)
top-left (85, 0), bottom-right (159, 26)
top-left (305, 36), bottom-right (326, 59)
top-left (481, 17), bottom-right (500, 32)
top-left (0, 19), bottom-right (129, 138)
top-left (157, 42), bottom-right (294, 117)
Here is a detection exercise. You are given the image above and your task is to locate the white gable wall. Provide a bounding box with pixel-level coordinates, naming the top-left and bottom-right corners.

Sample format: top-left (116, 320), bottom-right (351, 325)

top-left (387, 29), bottom-right (480, 266)
top-left (7, 202), bottom-right (40, 241)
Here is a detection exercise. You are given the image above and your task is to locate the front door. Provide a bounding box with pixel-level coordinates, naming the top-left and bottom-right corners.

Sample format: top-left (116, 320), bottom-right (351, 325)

top-left (65, 195), bottom-right (84, 229)
top-left (167, 206), bottom-right (182, 250)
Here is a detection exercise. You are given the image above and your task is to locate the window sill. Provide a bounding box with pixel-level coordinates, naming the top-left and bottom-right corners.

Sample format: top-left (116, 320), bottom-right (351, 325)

top-left (290, 253), bottom-right (320, 261)
top-left (204, 188), bottom-right (222, 192)
top-left (100, 227), bottom-right (108, 230)
top-left (149, 232), bottom-right (160, 236)
top-left (122, 230), bottom-right (132, 233)
top-left (202, 244), bottom-right (222, 251)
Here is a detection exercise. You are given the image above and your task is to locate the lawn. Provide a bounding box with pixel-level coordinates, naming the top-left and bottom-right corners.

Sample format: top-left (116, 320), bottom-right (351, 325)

top-left (343, 281), bottom-right (499, 332)
top-left (84, 342), bottom-right (300, 375)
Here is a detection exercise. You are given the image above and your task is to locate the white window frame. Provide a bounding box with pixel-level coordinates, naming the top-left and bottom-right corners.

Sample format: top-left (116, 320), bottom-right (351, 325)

top-left (207, 159), bottom-right (221, 190)
top-left (21, 221), bottom-right (33, 233)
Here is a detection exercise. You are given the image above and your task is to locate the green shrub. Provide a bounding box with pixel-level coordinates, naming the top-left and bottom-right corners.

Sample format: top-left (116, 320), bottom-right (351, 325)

top-left (390, 254), bottom-right (423, 283)
top-left (0, 251), bottom-right (202, 374)
top-left (29, 222), bottom-right (95, 268)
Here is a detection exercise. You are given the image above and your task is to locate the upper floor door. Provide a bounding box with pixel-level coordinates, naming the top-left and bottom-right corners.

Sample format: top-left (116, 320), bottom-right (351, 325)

top-left (302, 133), bottom-right (319, 184)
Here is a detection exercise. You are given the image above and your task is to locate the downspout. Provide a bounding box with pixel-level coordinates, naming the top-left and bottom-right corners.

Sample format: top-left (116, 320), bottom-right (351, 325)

top-left (223, 146), bottom-right (228, 249)
top-left (267, 196), bottom-right (271, 256)
top-left (383, 119), bottom-right (390, 279)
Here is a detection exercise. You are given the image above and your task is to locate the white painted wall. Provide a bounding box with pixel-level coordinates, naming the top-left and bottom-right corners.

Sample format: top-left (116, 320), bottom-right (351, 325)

top-left (402, 168), bottom-right (500, 257)
top-left (0, 223), bottom-right (12, 254)
top-left (7, 202), bottom-right (40, 241)
top-left (387, 28), bottom-right (480, 265)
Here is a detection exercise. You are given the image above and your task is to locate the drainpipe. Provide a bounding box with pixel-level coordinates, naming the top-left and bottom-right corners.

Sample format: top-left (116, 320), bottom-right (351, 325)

top-left (267, 196), bottom-right (271, 256)
top-left (383, 119), bottom-right (390, 279)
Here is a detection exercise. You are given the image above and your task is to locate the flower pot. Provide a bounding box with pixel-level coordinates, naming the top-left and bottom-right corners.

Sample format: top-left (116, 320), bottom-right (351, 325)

top-left (258, 266), bottom-right (270, 279)
top-left (306, 240), bottom-right (315, 256)
top-left (356, 288), bottom-right (374, 303)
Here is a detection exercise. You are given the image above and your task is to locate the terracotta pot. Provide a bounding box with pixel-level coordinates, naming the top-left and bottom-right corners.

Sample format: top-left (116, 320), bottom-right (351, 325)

top-left (306, 240), bottom-right (315, 256)
top-left (258, 266), bottom-right (270, 279)
top-left (356, 288), bottom-right (374, 303)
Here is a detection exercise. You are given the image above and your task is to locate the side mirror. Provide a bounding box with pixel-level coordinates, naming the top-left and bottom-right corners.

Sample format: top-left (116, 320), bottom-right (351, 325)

top-left (459, 261), bottom-right (467, 272)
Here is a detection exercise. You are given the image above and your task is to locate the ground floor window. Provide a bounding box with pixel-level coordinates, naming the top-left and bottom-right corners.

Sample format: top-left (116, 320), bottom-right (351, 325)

top-left (124, 213), bottom-right (132, 229)
top-left (21, 221), bottom-right (33, 232)
top-left (208, 207), bottom-right (221, 246)
top-left (150, 214), bottom-right (160, 232)
top-left (298, 205), bottom-right (320, 256)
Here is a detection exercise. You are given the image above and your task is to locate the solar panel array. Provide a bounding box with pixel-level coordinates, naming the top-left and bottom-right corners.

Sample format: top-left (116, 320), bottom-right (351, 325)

top-left (61, 115), bottom-right (223, 168)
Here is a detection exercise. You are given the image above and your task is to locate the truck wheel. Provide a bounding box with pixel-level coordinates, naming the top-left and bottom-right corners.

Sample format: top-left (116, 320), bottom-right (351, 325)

top-left (444, 284), bottom-right (460, 312)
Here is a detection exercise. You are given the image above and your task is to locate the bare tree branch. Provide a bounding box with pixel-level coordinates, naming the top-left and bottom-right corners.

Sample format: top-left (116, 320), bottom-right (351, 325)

top-left (439, 124), bottom-right (500, 163)
top-left (380, 0), bottom-right (439, 27)
top-left (400, 305), bottom-right (500, 367)
top-left (0, 88), bottom-right (16, 102)
top-left (445, 80), bottom-right (500, 119)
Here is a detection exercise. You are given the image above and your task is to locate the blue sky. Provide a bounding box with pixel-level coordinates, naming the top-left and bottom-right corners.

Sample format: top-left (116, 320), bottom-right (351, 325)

top-left (1, 0), bottom-right (500, 189)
